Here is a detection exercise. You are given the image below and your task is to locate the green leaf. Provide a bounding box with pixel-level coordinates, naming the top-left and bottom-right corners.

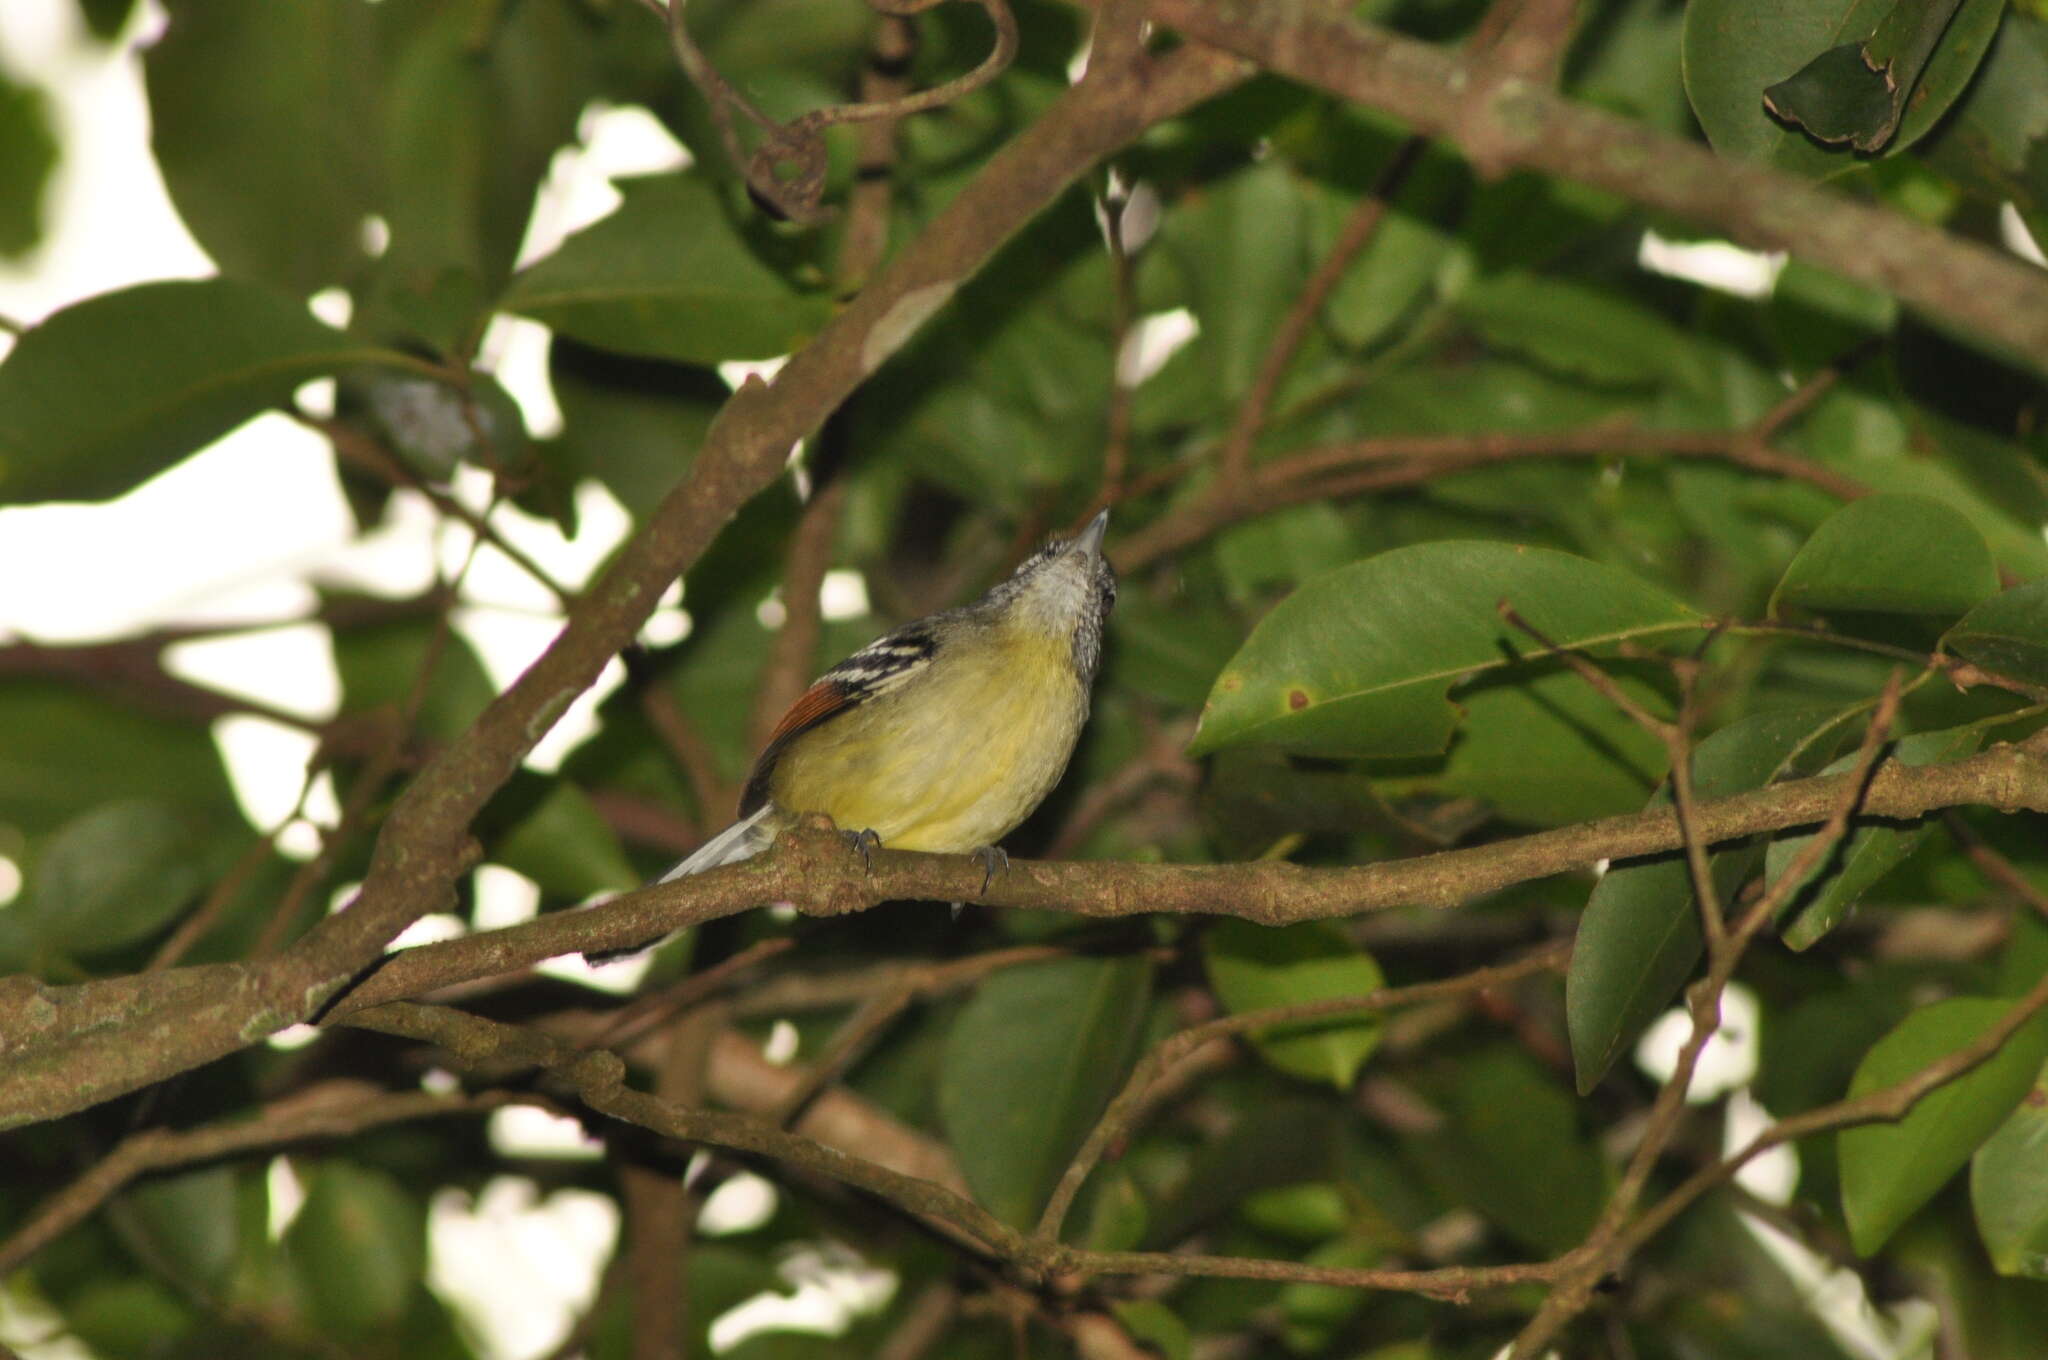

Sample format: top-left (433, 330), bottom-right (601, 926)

top-left (1395, 665), bottom-right (1670, 827)
top-left (0, 279), bottom-right (412, 505)
top-left (1683, 0), bottom-right (2007, 176)
top-left (0, 69), bottom-right (57, 259)
top-left (1312, 178), bottom-right (1459, 352)
top-left (1408, 1047), bottom-right (1607, 1255)
top-left (487, 780), bottom-right (639, 901)
top-left (1770, 493), bottom-right (1999, 618)
top-left (1213, 503), bottom-right (1358, 604)
top-left (1762, 0), bottom-right (1968, 153)
top-left (1460, 272), bottom-right (1703, 388)
top-left (1113, 1299), bottom-right (1191, 1360)
top-left (1240, 1182), bottom-right (1351, 1242)
top-left (1109, 595), bottom-right (1246, 711)
top-left (332, 606), bottom-right (497, 746)
top-left (500, 174), bottom-right (834, 364)
top-left (1903, 396), bottom-right (2048, 541)
top-left (1072, 1166), bottom-right (1149, 1253)
top-left (24, 799), bottom-right (212, 955)
top-left (0, 681), bottom-right (241, 836)
top-left (1891, 1206), bottom-right (2048, 1359)
top-left (146, 0), bottom-right (385, 293)
top-left (1944, 579), bottom-right (2048, 686)
top-left (1972, 1060), bottom-right (2048, 1276)
top-left (938, 956), bottom-right (1152, 1227)
top-left (366, 0), bottom-right (596, 347)
top-left (1917, 10), bottom-right (2048, 246)
top-left (1569, 708), bottom-right (1855, 1093)
top-left (1145, 161), bottom-right (1310, 405)
top-left (1190, 542), bottom-right (1701, 758)
top-left (123, 1166), bottom-right (240, 1291)
top-left (1837, 454), bottom-right (2048, 582)
top-left (1996, 912), bottom-right (2048, 997)
top-left (1145, 1096), bottom-right (1348, 1249)
top-left (1204, 919), bottom-right (1386, 1089)
top-left (283, 1162), bottom-right (426, 1339)
top-left (61, 1278), bottom-right (199, 1354)
top-left (1769, 258), bottom-right (1899, 368)
top-left (850, 195), bottom-right (1110, 508)
top-left (1840, 997), bottom-right (2048, 1255)
top-left (1771, 725), bottom-right (1985, 949)
top-left (549, 339), bottom-right (727, 520)
top-left (1279, 1237), bottom-right (1378, 1353)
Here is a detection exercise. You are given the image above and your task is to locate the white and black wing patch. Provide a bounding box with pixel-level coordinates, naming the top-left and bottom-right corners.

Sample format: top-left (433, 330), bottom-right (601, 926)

top-left (817, 624), bottom-right (940, 702)
top-left (736, 623), bottom-right (941, 816)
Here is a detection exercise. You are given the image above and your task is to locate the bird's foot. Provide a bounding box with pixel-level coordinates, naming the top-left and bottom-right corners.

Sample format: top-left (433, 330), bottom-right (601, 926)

top-left (969, 844), bottom-right (1009, 895)
top-left (843, 827), bottom-right (882, 871)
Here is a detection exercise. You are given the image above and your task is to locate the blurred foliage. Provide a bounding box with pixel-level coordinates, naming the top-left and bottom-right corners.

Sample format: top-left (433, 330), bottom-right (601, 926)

top-left (4, 0), bottom-right (2048, 1356)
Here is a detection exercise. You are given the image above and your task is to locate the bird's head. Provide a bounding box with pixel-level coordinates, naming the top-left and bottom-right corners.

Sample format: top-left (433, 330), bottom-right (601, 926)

top-left (983, 508), bottom-right (1117, 681)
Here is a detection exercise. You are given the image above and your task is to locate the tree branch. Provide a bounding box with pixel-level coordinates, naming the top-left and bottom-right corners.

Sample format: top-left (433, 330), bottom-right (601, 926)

top-left (0, 37), bottom-right (1252, 1134)
top-left (1079, 0), bottom-right (2048, 373)
top-left (1216, 136), bottom-right (1423, 487)
top-left (1035, 940), bottom-right (1571, 1241)
top-left (0, 1081), bottom-right (510, 1277)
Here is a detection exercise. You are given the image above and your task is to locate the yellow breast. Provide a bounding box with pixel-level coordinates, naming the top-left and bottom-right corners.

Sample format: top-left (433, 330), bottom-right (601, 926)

top-left (767, 622), bottom-right (1087, 853)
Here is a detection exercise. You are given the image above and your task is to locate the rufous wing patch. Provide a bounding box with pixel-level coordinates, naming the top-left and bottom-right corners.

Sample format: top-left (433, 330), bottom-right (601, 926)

top-left (767, 679), bottom-right (858, 748)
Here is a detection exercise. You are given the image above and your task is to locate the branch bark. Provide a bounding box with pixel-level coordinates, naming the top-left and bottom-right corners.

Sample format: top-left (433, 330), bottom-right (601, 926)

top-left (0, 38), bottom-right (1252, 1134)
top-left (1081, 0), bottom-right (2048, 374)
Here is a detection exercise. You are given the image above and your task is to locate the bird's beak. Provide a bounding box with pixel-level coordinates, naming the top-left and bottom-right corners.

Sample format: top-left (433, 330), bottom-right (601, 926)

top-left (1074, 507), bottom-right (1110, 560)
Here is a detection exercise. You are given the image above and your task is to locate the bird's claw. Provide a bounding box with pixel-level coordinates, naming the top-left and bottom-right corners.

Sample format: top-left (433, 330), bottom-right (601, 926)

top-left (843, 827), bottom-right (882, 871)
top-left (969, 844), bottom-right (1009, 896)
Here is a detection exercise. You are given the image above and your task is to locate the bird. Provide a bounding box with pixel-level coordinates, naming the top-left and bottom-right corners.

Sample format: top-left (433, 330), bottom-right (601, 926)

top-left (634, 507), bottom-right (1116, 940)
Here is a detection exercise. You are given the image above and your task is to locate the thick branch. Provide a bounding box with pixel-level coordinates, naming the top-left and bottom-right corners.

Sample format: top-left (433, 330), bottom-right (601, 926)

top-left (1093, 0), bottom-right (2048, 373)
top-left (0, 1082), bottom-right (507, 1276)
top-left (346, 1000), bottom-right (1564, 1297)
top-left (0, 40), bottom-right (1251, 1135)
top-left (280, 729), bottom-right (2048, 1023)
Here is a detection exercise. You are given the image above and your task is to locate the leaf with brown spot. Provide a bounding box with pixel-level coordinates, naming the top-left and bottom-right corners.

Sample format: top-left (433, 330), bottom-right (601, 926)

top-left (1191, 542), bottom-right (1700, 759)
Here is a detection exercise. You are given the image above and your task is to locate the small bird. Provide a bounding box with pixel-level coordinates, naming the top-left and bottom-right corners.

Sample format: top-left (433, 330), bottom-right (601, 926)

top-left (651, 507), bottom-right (1115, 911)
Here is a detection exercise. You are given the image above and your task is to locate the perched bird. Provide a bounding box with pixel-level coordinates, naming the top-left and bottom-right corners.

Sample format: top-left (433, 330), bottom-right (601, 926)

top-left (649, 507), bottom-right (1115, 916)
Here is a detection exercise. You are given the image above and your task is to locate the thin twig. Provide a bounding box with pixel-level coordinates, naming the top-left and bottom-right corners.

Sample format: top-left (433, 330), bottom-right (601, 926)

top-left (1614, 956), bottom-right (2048, 1264)
top-left (752, 480), bottom-right (848, 752)
top-left (1217, 136), bottom-right (1423, 487)
top-left (0, 1082), bottom-right (508, 1276)
top-left (1035, 941), bottom-right (1571, 1241)
top-left (1941, 811), bottom-right (2048, 924)
top-left (623, 1001), bottom-right (719, 1360)
top-left (148, 809), bottom-right (301, 971)
top-left (583, 937), bottom-right (796, 1052)
top-left (253, 527), bottom-right (487, 959)
top-left (316, 414), bottom-right (577, 611)
top-left (767, 988), bottom-right (916, 1126)
top-left (661, 0), bottom-right (1019, 223)
top-left (350, 999), bottom-right (1566, 1297)
top-left (1507, 673), bottom-right (1905, 1357)
top-left (1499, 606), bottom-right (1729, 954)
top-left (251, 713), bottom-right (407, 958)
top-left (641, 683), bottom-right (736, 827)
top-left (1112, 422), bottom-right (1868, 573)
top-left (1093, 174), bottom-right (1139, 511)
top-left (876, 1282), bottom-right (960, 1360)
top-left (838, 14), bottom-right (918, 291)
top-left (301, 733), bottom-right (2048, 1017)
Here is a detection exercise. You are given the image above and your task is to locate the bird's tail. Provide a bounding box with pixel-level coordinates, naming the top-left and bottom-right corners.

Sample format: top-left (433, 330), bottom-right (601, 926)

top-left (657, 805), bottom-right (778, 882)
top-left (588, 807), bottom-right (778, 963)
